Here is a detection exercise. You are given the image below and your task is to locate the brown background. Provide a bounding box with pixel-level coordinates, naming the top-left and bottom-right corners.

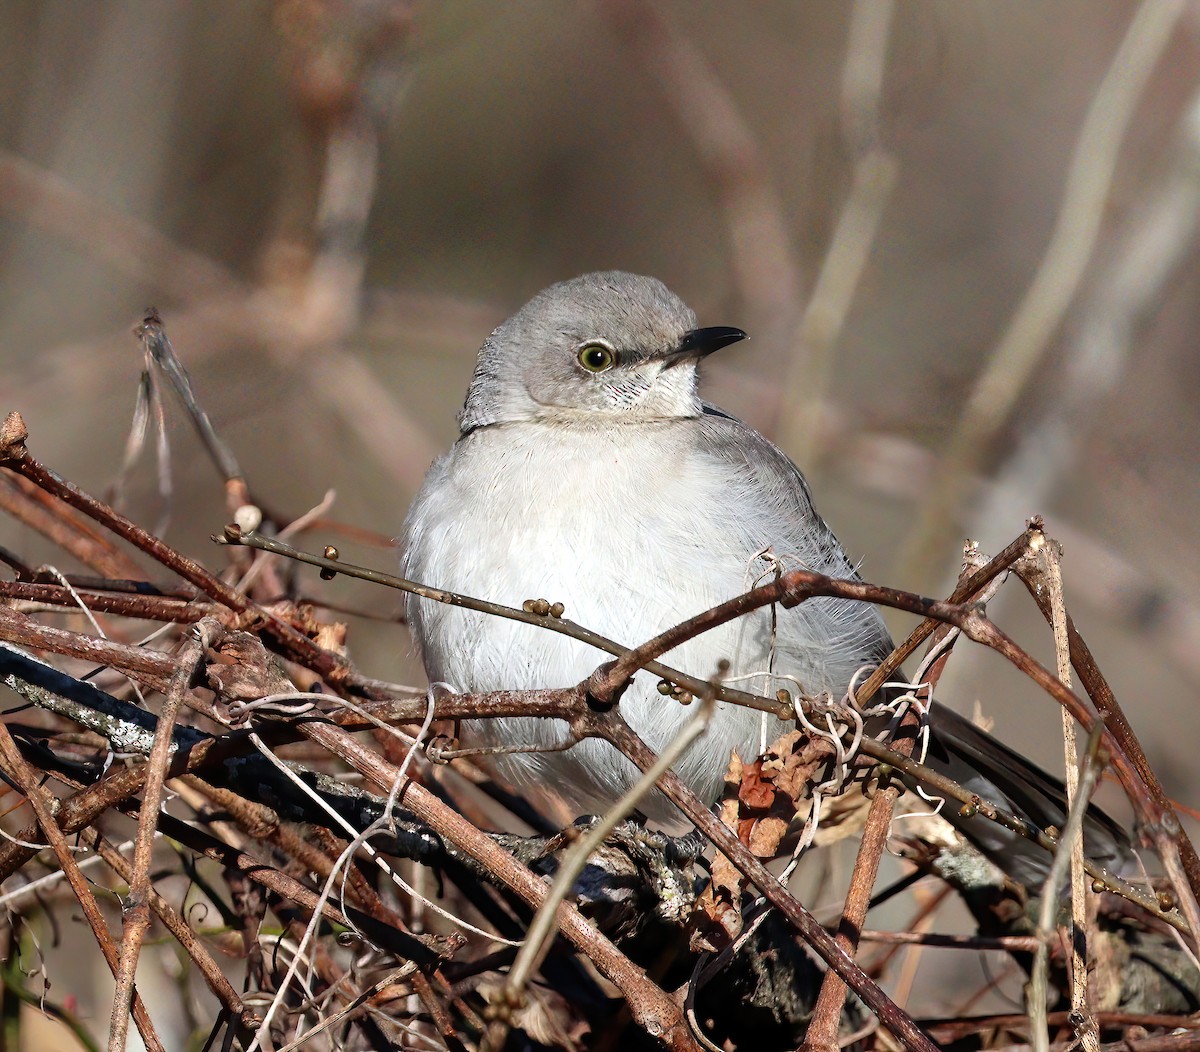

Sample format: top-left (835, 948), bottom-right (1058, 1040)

top-left (1, 1), bottom-right (1199, 1038)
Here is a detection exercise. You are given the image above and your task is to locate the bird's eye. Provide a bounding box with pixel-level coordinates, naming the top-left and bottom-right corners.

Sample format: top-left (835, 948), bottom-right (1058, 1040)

top-left (576, 342), bottom-right (618, 373)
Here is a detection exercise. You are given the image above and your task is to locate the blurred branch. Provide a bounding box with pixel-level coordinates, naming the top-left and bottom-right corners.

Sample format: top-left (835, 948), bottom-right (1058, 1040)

top-left (0, 139), bottom-right (442, 493)
top-left (821, 419), bottom-right (1200, 687)
top-left (0, 151), bottom-right (242, 302)
top-left (971, 78), bottom-right (1200, 541)
top-left (778, 0), bottom-right (898, 463)
top-left (901, 0), bottom-right (1187, 586)
top-left (597, 0), bottom-right (801, 332)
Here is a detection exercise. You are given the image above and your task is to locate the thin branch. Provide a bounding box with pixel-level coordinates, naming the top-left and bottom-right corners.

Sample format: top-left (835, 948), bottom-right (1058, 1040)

top-left (0, 413), bottom-right (360, 689)
top-left (1029, 723), bottom-right (1106, 1052)
top-left (779, 0), bottom-right (898, 462)
top-left (0, 606), bottom-right (176, 691)
top-left (901, 0), bottom-right (1186, 584)
top-left (803, 549), bottom-right (1002, 1051)
top-left (0, 720), bottom-right (165, 1052)
top-left (0, 471), bottom-right (145, 580)
top-left (581, 706), bottom-right (939, 1052)
top-left (0, 580), bottom-right (216, 623)
top-left (487, 685), bottom-right (717, 1051)
top-left (1015, 546), bottom-right (1200, 931)
top-left (107, 618), bottom-right (219, 1052)
top-left (284, 713), bottom-right (703, 1051)
top-left (86, 828), bottom-right (260, 1040)
top-left (220, 525), bottom-right (786, 718)
top-left (1041, 538), bottom-right (1098, 1052)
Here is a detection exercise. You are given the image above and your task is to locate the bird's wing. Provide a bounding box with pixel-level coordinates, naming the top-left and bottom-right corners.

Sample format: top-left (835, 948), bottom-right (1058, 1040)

top-left (694, 405), bottom-right (1135, 883)
top-left (693, 403), bottom-right (896, 676)
top-left (926, 701), bottom-right (1134, 879)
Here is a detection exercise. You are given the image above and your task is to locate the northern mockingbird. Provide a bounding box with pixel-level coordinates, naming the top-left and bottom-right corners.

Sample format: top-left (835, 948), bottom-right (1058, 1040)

top-left (403, 271), bottom-right (1128, 885)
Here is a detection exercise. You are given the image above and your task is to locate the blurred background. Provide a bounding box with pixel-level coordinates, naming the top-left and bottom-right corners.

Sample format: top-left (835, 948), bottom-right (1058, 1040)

top-left (2, 0), bottom-right (1199, 1044)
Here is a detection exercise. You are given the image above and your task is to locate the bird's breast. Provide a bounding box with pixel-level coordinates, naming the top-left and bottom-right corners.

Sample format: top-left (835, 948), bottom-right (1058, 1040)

top-left (404, 422), bottom-right (762, 688)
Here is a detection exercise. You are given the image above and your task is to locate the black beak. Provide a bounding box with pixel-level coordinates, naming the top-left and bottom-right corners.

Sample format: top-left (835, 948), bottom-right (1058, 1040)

top-left (662, 325), bottom-right (748, 367)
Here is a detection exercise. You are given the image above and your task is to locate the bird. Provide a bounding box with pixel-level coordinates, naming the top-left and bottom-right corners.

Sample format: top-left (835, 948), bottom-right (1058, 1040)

top-left (402, 270), bottom-right (1129, 886)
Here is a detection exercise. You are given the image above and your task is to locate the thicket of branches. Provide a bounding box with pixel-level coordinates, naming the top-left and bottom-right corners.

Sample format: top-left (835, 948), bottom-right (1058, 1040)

top-left (1, 337), bottom-right (1199, 1050)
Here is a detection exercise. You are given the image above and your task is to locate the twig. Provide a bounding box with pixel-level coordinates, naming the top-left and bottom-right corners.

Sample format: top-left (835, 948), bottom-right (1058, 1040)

top-left (1015, 547), bottom-right (1200, 932)
top-left (800, 717), bottom-right (919, 1052)
top-left (925, 1011), bottom-right (1200, 1043)
top-left (284, 714), bottom-right (702, 1051)
top-left (1041, 538), bottom-right (1098, 1051)
top-left (221, 526), bottom-right (785, 718)
top-left (1028, 723), bottom-right (1106, 1052)
top-left (0, 606), bottom-right (176, 691)
top-left (0, 471), bottom-right (145, 580)
top-left (107, 618), bottom-right (219, 1052)
top-left (273, 964), bottom-right (418, 1052)
top-left (853, 524), bottom-right (1040, 705)
top-left (86, 828), bottom-right (261, 1040)
top-left (0, 580), bottom-right (216, 623)
top-left (581, 707), bottom-right (939, 1052)
top-left (486, 684), bottom-right (718, 1051)
top-left (802, 548), bottom-right (998, 1051)
top-left (858, 930), bottom-right (1042, 952)
top-left (0, 720), bottom-right (165, 1052)
top-left (0, 413), bottom-right (360, 689)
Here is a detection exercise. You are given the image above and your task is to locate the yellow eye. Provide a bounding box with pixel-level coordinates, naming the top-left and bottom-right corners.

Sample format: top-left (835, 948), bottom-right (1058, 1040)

top-left (577, 342), bottom-right (617, 372)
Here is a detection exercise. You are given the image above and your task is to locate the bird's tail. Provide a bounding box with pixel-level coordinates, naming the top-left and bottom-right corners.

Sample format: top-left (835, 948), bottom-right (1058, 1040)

top-left (920, 700), bottom-right (1135, 889)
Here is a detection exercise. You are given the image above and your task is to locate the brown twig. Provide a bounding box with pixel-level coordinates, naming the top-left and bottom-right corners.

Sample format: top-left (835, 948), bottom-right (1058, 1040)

top-left (0, 579), bottom-right (215, 623)
top-left (859, 930), bottom-right (1043, 953)
top-left (1041, 535), bottom-right (1098, 1052)
top-left (1029, 722), bottom-right (1106, 1052)
top-left (1016, 548), bottom-right (1200, 929)
top-left (0, 720), bottom-right (165, 1052)
top-left (0, 604), bottom-right (176, 691)
top-left (0, 413), bottom-right (361, 689)
top-left (221, 526), bottom-right (786, 717)
top-left (85, 828), bottom-right (261, 1039)
top-left (582, 706), bottom-right (938, 1052)
top-left (923, 1011), bottom-right (1200, 1043)
top-left (801, 723), bottom-right (921, 1052)
top-left (0, 470), bottom-right (146, 580)
top-left (803, 550), bottom-right (995, 1050)
top-left (853, 524), bottom-right (1040, 704)
top-left (107, 618), bottom-right (219, 1052)
top-left (215, 530), bottom-right (1174, 924)
top-left (284, 713), bottom-right (703, 1051)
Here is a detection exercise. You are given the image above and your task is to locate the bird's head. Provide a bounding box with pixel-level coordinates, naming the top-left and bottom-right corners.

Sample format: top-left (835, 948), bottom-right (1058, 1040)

top-left (459, 271), bottom-right (746, 431)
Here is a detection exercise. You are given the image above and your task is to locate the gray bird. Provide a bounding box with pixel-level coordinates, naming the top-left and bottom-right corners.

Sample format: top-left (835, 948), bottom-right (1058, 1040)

top-left (403, 271), bottom-right (1128, 885)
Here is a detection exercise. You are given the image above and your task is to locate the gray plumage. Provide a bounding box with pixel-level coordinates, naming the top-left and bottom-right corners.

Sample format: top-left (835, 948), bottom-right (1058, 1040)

top-left (405, 272), bottom-right (889, 816)
top-left (403, 271), bottom-right (1130, 882)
